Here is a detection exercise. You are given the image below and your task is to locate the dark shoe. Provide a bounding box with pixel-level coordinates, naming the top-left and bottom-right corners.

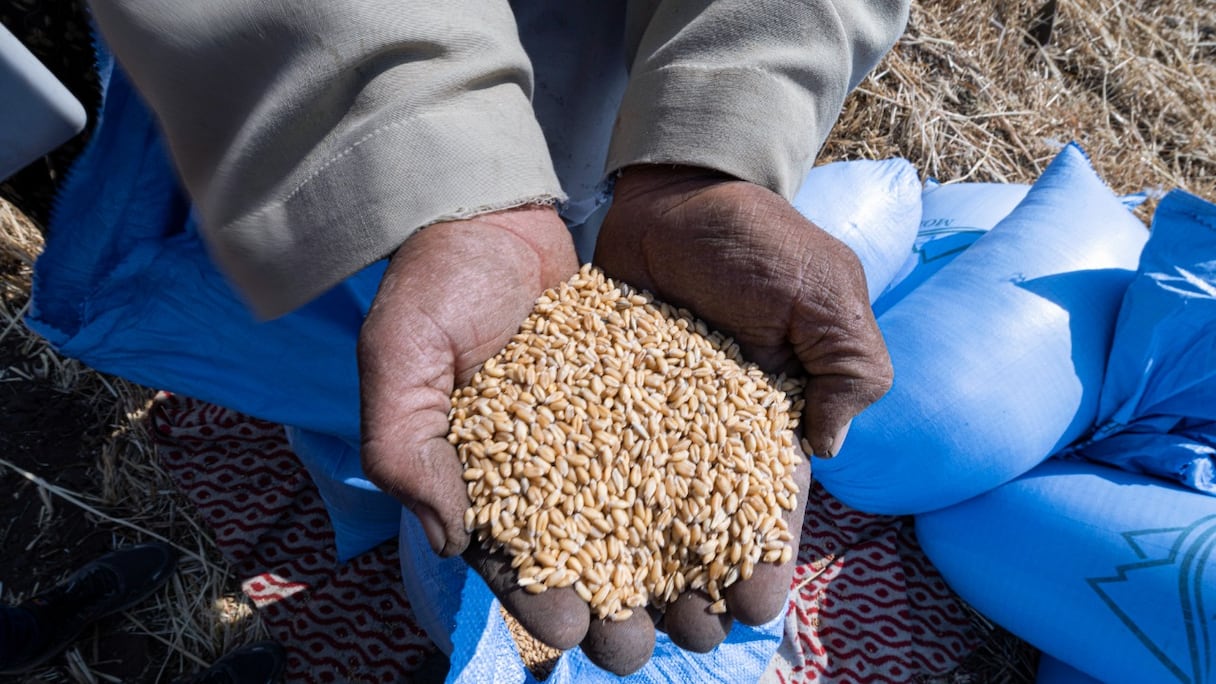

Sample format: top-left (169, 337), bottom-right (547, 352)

top-left (0, 541), bottom-right (178, 675)
top-left (174, 640), bottom-right (287, 684)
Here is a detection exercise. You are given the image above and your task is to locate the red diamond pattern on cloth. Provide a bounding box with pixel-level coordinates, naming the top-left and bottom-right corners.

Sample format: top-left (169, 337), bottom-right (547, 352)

top-left (151, 392), bottom-right (976, 683)
top-left (764, 483), bottom-right (979, 682)
top-left (151, 393), bottom-right (434, 683)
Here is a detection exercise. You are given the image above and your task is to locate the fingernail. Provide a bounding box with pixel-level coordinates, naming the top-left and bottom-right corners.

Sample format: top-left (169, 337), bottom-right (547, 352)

top-left (412, 504), bottom-right (448, 556)
top-left (817, 420), bottom-right (852, 459)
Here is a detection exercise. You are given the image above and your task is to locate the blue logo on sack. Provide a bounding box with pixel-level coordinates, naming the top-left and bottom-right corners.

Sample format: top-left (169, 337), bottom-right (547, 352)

top-left (1087, 515), bottom-right (1216, 683)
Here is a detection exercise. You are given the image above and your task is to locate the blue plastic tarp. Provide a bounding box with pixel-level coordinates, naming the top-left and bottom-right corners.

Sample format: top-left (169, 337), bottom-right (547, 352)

top-left (1060, 190), bottom-right (1216, 494)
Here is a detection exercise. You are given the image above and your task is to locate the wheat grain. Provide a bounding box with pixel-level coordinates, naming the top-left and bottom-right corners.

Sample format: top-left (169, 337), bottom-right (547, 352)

top-left (450, 265), bottom-right (804, 623)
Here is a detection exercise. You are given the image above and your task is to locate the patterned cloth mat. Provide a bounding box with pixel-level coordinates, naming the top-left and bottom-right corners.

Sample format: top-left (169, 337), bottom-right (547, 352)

top-left (151, 394), bottom-right (433, 684)
top-left (152, 393), bottom-right (977, 683)
top-left (766, 490), bottom-right (978, 681)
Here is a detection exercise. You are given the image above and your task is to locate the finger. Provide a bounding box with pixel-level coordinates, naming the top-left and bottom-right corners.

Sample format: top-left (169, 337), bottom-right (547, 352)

top-left (803, 373), bottom-right (881, 458)
top-left (580, 608), bottom-right (656, 676)
top-left (362, 422), bottom-right (472, 558)
top-left (790, 245), bottom-right (893, 458)
top-left (464, 543), bottom-right (591, 651)
top-left (725, 457), bottom-right (811, 624)
top-left (660, 591), bottom-right (732, 653)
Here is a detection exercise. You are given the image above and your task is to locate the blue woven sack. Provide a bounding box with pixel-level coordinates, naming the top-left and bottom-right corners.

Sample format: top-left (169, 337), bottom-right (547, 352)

top-left (917, 459), bottom-right (1216, 684)
top-left (813, 144), bottom-right (1148, 514)
top-left (1058, 190), bottom-right (1216, 494)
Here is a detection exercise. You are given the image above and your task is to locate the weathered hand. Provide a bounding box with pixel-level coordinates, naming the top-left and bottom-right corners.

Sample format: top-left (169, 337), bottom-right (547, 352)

top-left (592, 165), bottom-right (893, 654)
top-left (359, 205), bottom-right (598, 651)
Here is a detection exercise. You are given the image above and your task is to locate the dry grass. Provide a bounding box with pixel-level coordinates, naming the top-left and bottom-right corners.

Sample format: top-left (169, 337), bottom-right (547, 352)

top-left (823, 0), bottom-right (1216, 221)
top-left (0, 206), bottom-right (262, 682)
top-left (0, 0), bottom-right (1213, 681)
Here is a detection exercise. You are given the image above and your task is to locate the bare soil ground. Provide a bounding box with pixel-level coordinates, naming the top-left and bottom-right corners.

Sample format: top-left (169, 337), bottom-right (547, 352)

top-left (1, 0), bottom-right (1213, 681)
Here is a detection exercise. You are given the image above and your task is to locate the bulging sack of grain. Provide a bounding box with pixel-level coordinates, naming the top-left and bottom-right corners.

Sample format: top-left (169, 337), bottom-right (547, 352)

top-left (916, 459), bottom-right (1216, 684)
top-left (813, 143), bottom-right (1148, 514)
top-left (1056, 190), bottom-right (1216, 494)
top-left (1034, 655), bottom-right (1104, 684)
top-left (872, 181), bottom-right (1031, 315)
top-left (872, 177), bottom-right (1147, 316)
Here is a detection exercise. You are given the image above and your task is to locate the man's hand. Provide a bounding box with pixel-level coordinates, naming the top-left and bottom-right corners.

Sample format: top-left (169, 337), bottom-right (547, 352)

top-left (358, 205), bottom-right (663, 672)
top-left (592, 164), bottom-right (893, 654)
top-left (359, 205), bottom-right (597, 649)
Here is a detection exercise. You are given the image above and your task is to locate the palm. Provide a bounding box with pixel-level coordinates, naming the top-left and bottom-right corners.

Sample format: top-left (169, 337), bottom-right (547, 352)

top-left (359, 207), bottom-right (603, 653)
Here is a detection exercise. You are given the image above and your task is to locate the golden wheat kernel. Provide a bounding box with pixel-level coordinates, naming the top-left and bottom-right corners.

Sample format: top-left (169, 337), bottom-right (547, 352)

top-left (512, 554), bottom-right (533, 572)
top-left (585, 563), bottom-right (608, 587)
top-left (723, 564), bottom-right (743, 587)
top-left (546, 568), bottom-right (570, 588)
top-left (778, 544), bottom-right (794, 565)
top-left (689, 478), bottom-right (711, 499)
top-left (475, 506), bottom-right (492, 528)
top-left (610, 594), bottom-right (629, 618)
top-left (607, 535), bottom-right (625, 561)
top-left (591, 583), bottom-right (613, 607)
top-left (673, 460), bottom-right (696, 479)
top-left (572, 581), bottom-right (594, 604)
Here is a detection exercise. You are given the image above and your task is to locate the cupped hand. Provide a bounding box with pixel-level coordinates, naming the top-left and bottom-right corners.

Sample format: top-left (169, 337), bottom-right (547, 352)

top-left (357, 205), bottom-right (656, 673)
top-left (358, 206), bottom-right (589, 644)
top-left (591, 165), bottom-right (893, 658)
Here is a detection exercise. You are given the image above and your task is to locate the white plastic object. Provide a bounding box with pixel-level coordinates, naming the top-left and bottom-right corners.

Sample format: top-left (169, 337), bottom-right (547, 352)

top-left (0, 23), bottom-right (86, 181)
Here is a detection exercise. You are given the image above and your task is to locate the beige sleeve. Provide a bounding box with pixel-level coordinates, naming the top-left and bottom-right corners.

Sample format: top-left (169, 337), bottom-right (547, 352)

top-left (87, 0), bottom-right (564, 318)
top-left (609, 0), bottom-right (910, 200)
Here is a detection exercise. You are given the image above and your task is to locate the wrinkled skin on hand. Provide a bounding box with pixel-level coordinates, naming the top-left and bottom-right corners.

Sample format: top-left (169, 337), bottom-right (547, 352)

top-left (359, 205), bottom-right (595, 651)
top-left (359, 205), bottom-right (663, 673)
top-left (590, 165), bottom-right (893, 662)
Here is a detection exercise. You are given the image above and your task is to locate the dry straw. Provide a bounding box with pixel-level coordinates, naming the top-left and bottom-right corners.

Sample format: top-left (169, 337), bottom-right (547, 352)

top-left (0, 205), bottom-right (262, 681)
top-left (824, 0), bottom-right (1216, 220)
top-left (450, 265), bottom-right (804, 621)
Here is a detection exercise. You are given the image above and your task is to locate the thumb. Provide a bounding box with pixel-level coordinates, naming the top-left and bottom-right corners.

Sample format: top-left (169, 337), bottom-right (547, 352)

top-left (359, 355), bottom-right (472, 556)
top-left (358, 284), bottom-right (472, 558)
top-left (363, 427), bottom-right (472, 558)
top-left (801, 376), bottom-right (865, 458)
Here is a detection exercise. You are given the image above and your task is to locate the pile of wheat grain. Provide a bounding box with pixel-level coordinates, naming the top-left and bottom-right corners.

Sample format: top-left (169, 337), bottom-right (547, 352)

top-left (449, 265), bottom-right (804, 621)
